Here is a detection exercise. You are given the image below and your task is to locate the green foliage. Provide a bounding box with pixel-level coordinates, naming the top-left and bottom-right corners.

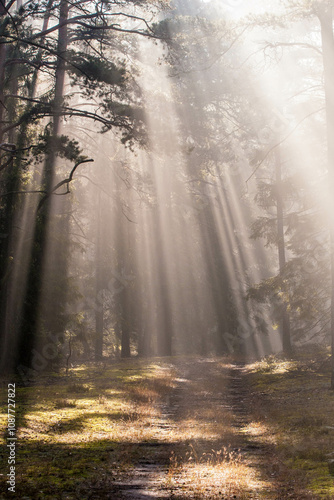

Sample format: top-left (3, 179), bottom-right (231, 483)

top-left (68, 52), bottom-right (127, 88)
top-left (251, 216), bottom-right (278, 247)
top-left (247, 243), bottom-right (331, 342)
top-left (28, 127), bottom-right (83, 165)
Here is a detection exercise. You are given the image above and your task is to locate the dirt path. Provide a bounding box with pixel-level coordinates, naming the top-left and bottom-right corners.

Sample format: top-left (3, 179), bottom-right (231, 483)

top-left (113, 359), bottom-right (274, 500)
top-left (113, 368), bottom-right (188, 499)
top-left (110, 358), bottom-right (324, 499)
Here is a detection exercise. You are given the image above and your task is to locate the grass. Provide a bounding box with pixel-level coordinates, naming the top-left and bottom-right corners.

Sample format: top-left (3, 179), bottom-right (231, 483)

top-left (164, 445), bottom-right (260, 499)
top-left (148, 358), bottom-right (270, 499)
top-left (245, 345), bottom-right (334, 499)
top-left (0, 359), bottom-right (176, 499)
top-left (1, 349), bottom-right (333, 499)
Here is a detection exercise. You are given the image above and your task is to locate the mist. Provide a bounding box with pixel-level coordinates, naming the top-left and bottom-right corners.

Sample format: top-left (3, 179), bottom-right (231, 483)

top-left (0, 0), bottom-right (332, 375)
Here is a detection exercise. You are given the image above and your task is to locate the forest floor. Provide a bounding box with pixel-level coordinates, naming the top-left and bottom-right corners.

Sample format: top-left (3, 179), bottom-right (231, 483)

top-left (1, 348), bottom-right (334, 499)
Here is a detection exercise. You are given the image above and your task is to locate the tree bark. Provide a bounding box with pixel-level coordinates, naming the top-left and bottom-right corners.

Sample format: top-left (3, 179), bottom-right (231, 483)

top-left (121, 319), bottom-right (131, 358)
top-left (0, 1), bottom-right (56, 374)
top-left (95, 191), bottom-right (104, 360)
top-left (16, 0), bottom-right (70, 370)
top-left (275, 145), bottom-right (292, 355)
top-left (44, 0), bottom-right (69, 193)
top-left (0, 2), bottom-right (8, 146)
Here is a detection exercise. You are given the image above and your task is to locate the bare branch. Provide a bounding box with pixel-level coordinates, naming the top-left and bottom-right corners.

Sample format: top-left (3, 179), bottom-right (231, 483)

top-left (261, 40), bottom-right (322, 56)
top-left (0, 189), bottom-right (46, 198)
top-left (170, 24), bottom-right (250, 78)
top-left (0, 141), bottom-right (15, 151)
top-left (37, 158), bottom-right (94, 210)
top-left (246, 107), bottom-right (325, 184)
top-left (0, 159), bottom-right (94, 208)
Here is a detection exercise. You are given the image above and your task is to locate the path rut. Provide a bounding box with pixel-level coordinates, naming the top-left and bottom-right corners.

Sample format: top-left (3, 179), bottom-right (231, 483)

top-left (113, 359), bottom-right (269, 500)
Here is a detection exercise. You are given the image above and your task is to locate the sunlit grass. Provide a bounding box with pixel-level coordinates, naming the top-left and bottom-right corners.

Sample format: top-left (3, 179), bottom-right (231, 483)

top-left (10, 369), bottom-right (173, 446)
top-left (165, 446), bottom-right (267, 499)
top-left (2, 354), bottom-right (331, 498)
top-left (245, 346), bottom-right (334, 499)
top-left (247, 355), bottom-right (299, 375)
top-left (0, 359), bottom-right (177, 498)
top-left (0, 357), bottom-right (268, 499)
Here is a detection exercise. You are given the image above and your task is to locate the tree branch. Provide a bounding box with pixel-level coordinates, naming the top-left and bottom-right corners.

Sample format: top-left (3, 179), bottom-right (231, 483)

top-left (246, 107), bottom-right (325, 184)
top-left (37, 157), bottom-right (94, 210)
top-left (0, 159), bottom-right (94, 208)
top-left (27, 11), bottom-right (158, 41)
top-left (0, 189), bottom-right (46, 198)
top-left (261, 40), bottom-right (322, 56)
top-left (0, 0), bottom-right (16, 14)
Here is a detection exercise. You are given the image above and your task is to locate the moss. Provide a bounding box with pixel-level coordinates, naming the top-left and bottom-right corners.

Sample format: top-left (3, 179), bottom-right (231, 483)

top-left (0, 359), bottom-right (176, 498)
top-left (288, 460), bottom-right (334, 498)
top-left (246, 346), bottom-right (334, 499)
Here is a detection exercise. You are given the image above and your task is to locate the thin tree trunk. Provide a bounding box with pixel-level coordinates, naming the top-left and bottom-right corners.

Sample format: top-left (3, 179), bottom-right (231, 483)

top-left (95, 192), bottom-right (104, 360)
top-left (318, 4), bottom-right (334, 388)
top-left (0, 2), bottom-right (7, 146)
top-left (121, 318), bottom-right (131, 358)
top-left (154, 210), bottom-right (173, 357)
top-left (275, 145), bottom-right (292, 355)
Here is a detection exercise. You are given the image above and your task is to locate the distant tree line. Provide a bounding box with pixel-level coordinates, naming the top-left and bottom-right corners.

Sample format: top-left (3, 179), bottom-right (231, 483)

top-left (1, 0), bottom-right (334, 388)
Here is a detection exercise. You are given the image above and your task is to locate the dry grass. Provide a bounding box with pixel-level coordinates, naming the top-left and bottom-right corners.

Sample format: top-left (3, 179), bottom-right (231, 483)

top-left (0, 360), bottom-right (176, 498)
top-left (0, 357), bottom-right (264, 499)
top-left (245, 346), bottom-right (334, 499)
top-left (155, 359), bottom-right (272, 499)
top-left (164, 445), bottom-right (264, 499)
top-left (2, 352), bottom-right (331, 499)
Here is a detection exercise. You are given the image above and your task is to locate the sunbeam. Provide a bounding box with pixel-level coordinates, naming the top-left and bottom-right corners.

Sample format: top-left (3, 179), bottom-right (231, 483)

top-left (1, 0), bottom-right (334, 497)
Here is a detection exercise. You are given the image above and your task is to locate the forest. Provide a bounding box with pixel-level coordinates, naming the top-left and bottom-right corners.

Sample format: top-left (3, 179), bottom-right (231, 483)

top-left (1, 0), bottom-right (334, 498)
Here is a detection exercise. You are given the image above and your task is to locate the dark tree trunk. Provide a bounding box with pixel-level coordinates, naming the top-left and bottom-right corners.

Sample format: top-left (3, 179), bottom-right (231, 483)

top-left (0, 1), bottom-right (55, 374)
top-left (121, 321), bottom-right (131, 358)
top-left (197, 205), bottom-right (238, 356)
top-left (16, 0), bottom-right (70, 371)
top-left (0, 2), bottom-right (7, 145)
top-left (154, 213), bottom-right (173, 357)
top-left (95, 308), bottom-right (104, 360)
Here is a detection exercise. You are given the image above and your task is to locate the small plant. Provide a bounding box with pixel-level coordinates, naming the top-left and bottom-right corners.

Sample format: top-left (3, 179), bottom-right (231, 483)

top-left (54, 398), bottom-right (77, 409)
top-left (165, 444), bottom-right (247, 499)
top-left (98, 394), bottom-right (106, 405)
top-left (165, 451), bottom-right (181, 487)
top-left (66, 383), bottom-right (90, 394)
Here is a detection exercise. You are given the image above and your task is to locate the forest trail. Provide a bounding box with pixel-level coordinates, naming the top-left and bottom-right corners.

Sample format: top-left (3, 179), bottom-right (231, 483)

top-left (1, 356), bottom-right (329, 499)
top-left (113, 359), bottom-right (291, 500)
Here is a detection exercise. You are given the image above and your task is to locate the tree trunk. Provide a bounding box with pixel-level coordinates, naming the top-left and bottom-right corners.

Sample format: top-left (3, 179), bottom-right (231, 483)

top-left (44, 0), bottom-right (69, 192)
top-left (318, 4), bottom-right (334, 388)
top-left (121, 320), bottom-right (131, 358)
top-left (16, 0), bottom-right (70, 370)
top-left (275, 145), bottom-right (292, 355)
top-left (154, 211), bottom-right (173, 357)
top-left (95, 192), bottom-right (104, 360)
top-left (0, 1), bottom-right (55, 374)
top-left (0, 2), bottom-right (7, 145)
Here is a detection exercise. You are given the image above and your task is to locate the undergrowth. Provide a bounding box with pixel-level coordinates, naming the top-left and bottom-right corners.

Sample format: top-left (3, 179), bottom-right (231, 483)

top-left (245, 345), bottom-right (334, 499)
top-left (1, 349), bottom-right (332, 499)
